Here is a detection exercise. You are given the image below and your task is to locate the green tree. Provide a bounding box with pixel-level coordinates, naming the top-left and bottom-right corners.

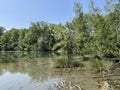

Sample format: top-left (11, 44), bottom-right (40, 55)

top-left (18, 29), bottom-right (27, 50)
top-left (0, 26), bottom-right (5, 36)
top-left (72, 2), bottom-right (91, 55)
top-left (0, 31), bottom-right (11, 50)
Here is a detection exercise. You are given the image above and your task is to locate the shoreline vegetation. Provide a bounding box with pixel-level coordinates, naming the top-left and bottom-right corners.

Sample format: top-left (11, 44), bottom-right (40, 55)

top-left (0, 0), bottom-right (120, 90)
top-left (0, 1), bottom-right (120, 58)
top-left (0, 51), bottom-right (120, 90)
top-left (0, 51), bottom-right (119, 70)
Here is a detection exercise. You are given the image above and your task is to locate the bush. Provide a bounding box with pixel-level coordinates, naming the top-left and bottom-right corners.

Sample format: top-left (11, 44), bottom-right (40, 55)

top-left (90, 59), bottom-right (112, 72)
top-left (53, 57), bottom-right (83, 68)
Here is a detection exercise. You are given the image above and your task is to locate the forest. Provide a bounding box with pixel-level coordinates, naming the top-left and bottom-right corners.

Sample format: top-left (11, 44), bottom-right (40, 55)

top-left (0, 0), bottom-right (120, 58)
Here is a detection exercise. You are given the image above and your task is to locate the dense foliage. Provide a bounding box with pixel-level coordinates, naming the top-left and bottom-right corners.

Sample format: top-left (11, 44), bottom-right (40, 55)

top-left (0, 0), bottom-right (120, 57)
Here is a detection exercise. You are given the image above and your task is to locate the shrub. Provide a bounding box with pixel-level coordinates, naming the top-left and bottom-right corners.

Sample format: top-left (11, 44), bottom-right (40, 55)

top-left (90, 59), bottom-right (112, 72)
top-left (53, 57), bottom-right (83, 68)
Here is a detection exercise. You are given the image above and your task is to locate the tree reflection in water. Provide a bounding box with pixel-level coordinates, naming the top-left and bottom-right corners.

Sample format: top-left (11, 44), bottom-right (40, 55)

top-left (0, 52), bottom-right (119, 90)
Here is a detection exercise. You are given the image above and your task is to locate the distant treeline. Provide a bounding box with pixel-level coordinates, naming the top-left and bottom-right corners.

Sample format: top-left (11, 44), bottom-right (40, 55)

top-left (0, 0), bottom-right (120, 57)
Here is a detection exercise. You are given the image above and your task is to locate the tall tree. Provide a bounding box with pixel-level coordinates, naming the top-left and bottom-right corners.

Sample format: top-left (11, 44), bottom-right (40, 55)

top-left (73, 2), bottom-right (91, 54)
top-left (0, 26), bottom-right (5, 36)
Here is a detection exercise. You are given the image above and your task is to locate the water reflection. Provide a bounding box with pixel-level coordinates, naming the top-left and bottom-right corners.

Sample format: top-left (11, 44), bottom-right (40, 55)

top-left (0, 55), bottom-right (60, 90)
top-left (0, 54), bottom-right (98, 90)
top-left (0, 71), bottom-right (59, 90)
top-left (0, 51), bottom-right (61, 63)
top-left (0, 59), bottom-right (54, 81)
top-left (0, 52), bottom-right (119, 90)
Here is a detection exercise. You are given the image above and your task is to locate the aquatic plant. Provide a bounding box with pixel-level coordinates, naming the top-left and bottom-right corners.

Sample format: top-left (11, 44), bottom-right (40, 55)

top-left (53, 57), bottom-right (83, 68)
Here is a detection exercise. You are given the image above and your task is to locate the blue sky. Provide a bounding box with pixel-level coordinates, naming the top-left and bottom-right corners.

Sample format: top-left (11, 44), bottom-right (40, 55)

top-left (0, 0), bottom-right (105, 29)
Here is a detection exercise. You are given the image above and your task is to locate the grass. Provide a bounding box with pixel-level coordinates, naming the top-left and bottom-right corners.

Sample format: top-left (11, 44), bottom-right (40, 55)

top-left (53, 57), bottom-right (84, 68)
top-left (90, 59), bottom-right (112, 72)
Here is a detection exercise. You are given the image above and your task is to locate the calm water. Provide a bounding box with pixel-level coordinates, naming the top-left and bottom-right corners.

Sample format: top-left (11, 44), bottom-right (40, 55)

top-left (0, 52), bottom-right (120, 90)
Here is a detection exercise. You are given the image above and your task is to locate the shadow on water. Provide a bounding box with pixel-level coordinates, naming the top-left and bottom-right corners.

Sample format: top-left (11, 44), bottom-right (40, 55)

top-left (0, 51), bottom-right (62, 63)
top-left (0, 52), bottom-right (18, 63)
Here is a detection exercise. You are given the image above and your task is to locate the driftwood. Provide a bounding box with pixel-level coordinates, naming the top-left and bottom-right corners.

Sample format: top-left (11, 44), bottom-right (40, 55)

top-left (99, 81), bottom-right (113, 90)
top-left (49, 77), bottom-right (81, 90)
top-left (93, 74), bottom-right (120, 78)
